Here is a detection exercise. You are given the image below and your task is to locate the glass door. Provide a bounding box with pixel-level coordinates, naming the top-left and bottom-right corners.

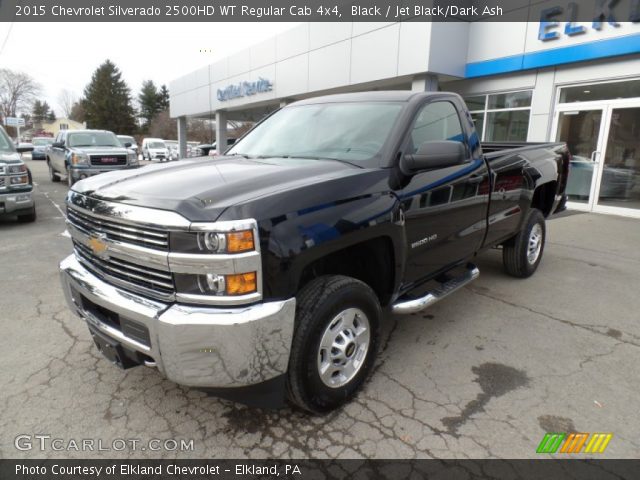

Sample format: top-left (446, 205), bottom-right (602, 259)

top-left (554, 107), bottom-right (607, 210)
top-left (595, 105), bottom-right (640, 213)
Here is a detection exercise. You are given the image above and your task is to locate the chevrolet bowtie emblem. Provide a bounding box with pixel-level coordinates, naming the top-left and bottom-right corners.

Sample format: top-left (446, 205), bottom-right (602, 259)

top-left (88, 234), bottom-right (108, 257)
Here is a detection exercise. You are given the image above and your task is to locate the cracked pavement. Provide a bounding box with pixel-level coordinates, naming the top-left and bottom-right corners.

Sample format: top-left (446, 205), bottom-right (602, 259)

top-left (1, 158), bottom-right (639, 459)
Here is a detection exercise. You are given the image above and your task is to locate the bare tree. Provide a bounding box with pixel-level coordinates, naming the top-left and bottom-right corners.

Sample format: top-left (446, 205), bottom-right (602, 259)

top-left (0, 69), bottom-right (41, 120)
top-left (57, 89), bottom-right (77, 119)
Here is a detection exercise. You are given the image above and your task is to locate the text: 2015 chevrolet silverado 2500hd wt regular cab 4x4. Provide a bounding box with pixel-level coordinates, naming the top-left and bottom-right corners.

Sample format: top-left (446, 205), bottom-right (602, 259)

top-left (60, 92), bottom-right (569, 412)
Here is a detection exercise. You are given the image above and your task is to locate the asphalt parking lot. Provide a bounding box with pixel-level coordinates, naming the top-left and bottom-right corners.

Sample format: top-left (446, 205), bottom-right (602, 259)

top-left (2, 156), bottom-right (639, 459)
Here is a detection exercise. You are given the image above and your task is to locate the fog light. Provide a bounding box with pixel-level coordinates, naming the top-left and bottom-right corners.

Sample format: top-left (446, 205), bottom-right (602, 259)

top-left (197, 273), bottom-right (225, 294)
top-left (15, 194), bottom-right (31, 202)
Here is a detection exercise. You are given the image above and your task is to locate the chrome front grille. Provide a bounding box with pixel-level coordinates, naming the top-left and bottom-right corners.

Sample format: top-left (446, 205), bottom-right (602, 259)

top-left (67, 207), bottom-right (169, 251)
top-left (74, 241), bottom-right (175, 300)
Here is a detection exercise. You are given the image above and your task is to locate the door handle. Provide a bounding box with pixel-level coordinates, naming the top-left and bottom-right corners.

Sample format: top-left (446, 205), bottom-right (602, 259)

top-left (467, 174), bottom-right (484, 184)
top-left (590, 151), bottom-right (600, 163)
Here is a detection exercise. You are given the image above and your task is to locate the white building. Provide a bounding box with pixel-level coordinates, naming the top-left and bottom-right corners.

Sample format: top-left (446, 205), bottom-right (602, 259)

top-left (170, 19), bottom-right (640, 217)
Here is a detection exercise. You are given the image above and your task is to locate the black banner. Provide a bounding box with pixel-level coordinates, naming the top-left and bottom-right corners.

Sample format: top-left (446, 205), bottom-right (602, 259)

top-left (1, 0), bottom-right (640, 22)
top-left (1, 460), bottom-right (639, 480)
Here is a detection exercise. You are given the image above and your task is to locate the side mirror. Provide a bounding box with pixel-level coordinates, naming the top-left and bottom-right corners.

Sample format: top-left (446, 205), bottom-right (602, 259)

top-left (124, 142), bottom-right (132, 148)
top-left (16, 146), bottom-right (34, 153)
top-left (52, 142), bottom-right (64, 148)
top-left (401, 140), bottom-right (466, 174)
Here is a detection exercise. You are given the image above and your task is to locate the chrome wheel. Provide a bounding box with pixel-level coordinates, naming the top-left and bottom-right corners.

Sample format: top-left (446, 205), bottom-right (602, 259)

top-left (527, 223), bottom-right (543, 264)
top-left (317, 308), bottom-right (370, 388)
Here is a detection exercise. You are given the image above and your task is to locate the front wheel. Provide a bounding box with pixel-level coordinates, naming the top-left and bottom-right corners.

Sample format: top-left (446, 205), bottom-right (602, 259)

top-left (286, 275), bottom-right (381, 413)
top-left (66, 166), bottom-right (75, 188)
top-left (17, 206), bottom-right (36, 223)
top-left (503, 208), bottom-right (546, 278)
top-left (49, 162), bottom-right (60, 183)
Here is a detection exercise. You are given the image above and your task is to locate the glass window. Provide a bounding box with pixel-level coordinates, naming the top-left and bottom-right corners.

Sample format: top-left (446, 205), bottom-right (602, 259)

top-left (67, 131), bottom-right (120, 147)
top-left (559, 80), bottom-right (640, 103)
top-left (464, 95), bottom-right (486, 111)
top-left (470, 112), bottom-right (485, 139)
top-left (410, 101), bottom-right (464, 152)
top-left (485, 111), bottom-right (530, 142)
top-left (229, 102), bottom-right (404, 163)
top-left (487, 91), bottom-right (532, 109)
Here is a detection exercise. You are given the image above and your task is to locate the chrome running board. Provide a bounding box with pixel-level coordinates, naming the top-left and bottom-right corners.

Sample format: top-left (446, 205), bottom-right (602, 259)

top-left (391, 264), bottom-right (480, 315)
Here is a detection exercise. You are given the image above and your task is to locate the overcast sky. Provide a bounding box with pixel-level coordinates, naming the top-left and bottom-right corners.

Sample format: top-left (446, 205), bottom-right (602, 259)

top-left (0, 22), bottom-right (296, 116)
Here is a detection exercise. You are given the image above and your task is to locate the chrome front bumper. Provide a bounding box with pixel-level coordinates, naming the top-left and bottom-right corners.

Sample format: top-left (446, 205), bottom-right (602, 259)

top-left (59, 254), bottom-right (296, 388)
top-left (0, 190), bottom-right (34, 214)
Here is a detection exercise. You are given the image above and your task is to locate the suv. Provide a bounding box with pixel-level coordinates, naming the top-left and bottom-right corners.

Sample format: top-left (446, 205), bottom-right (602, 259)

top-left (0, 126), bottom-right (36, 222)
top-left (47, 130), bottom-right (139, 187)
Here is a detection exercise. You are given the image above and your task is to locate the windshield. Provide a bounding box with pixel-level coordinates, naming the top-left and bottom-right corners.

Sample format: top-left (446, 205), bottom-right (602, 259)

top-left (0, 127), bottom-right (15, 153)
top-left (68, 132), bottom-right (120, 148)
top-left (33, 138), bottom-right (53, 146)
top-left (149, 142), bottom-right (165, 149)
top-left (228, 102), bottom-right (404, 162)
top-left (118, 136), bottom-right (135, 146)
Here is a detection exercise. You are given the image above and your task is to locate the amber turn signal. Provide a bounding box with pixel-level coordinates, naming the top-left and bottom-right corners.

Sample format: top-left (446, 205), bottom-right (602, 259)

top-left (225, 272), bottom-right (257, 295)
top-left (226, 230), bottom-right (255, 253)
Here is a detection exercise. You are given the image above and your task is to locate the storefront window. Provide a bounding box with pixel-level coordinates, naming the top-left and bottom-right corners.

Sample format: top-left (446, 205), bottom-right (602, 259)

top-left (464, 90), bottom-right (532, 142)
top-left (559, 80), bottom-right (640, 104)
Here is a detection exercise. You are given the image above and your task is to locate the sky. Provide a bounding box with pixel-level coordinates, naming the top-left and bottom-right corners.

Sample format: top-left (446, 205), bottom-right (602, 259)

top-left (0, 22), bottom-right (296, 117)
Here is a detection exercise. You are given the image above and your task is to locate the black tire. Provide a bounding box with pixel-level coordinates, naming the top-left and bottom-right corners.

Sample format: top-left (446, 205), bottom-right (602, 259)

top-left (66, 166), bottom-right (75, 188)
top-left (287, 275), bottom-right (381, 413)
top-left (17, 206), bottom-right (36, 223)
top-left (503, 208), bottom-right (546, 278)
top-left (48, 161), bottom-right (60, 183)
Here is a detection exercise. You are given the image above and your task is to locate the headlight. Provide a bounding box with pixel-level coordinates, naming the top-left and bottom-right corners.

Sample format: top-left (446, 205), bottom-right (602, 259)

top-left (8, 164), bottom-right (27, 174)
top-left (171, 229), bottom-right (255, 254)
top-left (175, 272), bottom-right (257, 296)
top-left (128, 152), bottom-right (138, 164)
top-left (10, 175), bottom-right (29, 185)
top-left (70, 153), bottom-right (89, 165)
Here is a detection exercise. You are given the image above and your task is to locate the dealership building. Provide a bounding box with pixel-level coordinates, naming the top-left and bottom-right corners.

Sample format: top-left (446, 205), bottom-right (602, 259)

top-left (170, 18), bottom-right (640, 218)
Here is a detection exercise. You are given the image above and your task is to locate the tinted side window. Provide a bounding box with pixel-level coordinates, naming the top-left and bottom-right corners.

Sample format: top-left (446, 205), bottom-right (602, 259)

top-left (410, 101), bottom-right (465, 152)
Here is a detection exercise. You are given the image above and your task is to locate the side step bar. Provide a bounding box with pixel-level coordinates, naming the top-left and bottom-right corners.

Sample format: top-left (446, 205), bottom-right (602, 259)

top-left (391, 265), bottom-right (480, 315)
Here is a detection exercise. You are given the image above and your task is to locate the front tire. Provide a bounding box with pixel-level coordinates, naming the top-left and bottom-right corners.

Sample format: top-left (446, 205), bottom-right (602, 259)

top-left (17, 206), bottom-right (36, 223)
top-left (503, 208), bottom-right (546, 278)
top-left (287, 275), bottom-right (381, 413)
top-left (48, 161), bottom-right (60, 183)
top-left (66, 166), bottom-right (75, 188)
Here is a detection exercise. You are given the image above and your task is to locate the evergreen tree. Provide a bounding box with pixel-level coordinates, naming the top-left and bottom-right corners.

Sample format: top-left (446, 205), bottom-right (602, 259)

top-left (158, 84), bottom-right (170, 111)
top-left (83, 60), bottom-right (136, 134)
top-left (32, 100), bottom-right (55, 124)
top-left (138, 80), bottom-right (161, 130)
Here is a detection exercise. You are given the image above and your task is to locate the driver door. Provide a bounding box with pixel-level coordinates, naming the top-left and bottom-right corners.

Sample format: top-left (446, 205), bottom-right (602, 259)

top-left (400, 99), bottom-right (489, 289)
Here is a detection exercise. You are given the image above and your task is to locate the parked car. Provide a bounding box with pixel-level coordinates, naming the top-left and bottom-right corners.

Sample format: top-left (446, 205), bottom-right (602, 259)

top-left (0, 125), bottom-right (36, 222)
top-left (194, 138), bottom-right (236, 157)
top-left (141, 138), bottom-right (169, 162)
top-left (117, 135), bottom-right (139, 156)
top-left (165, 140), bottom-right (180, 161)
top-left (31, 137), bottom-right (55, 160)
top-left (566, 155), bottom-right (636, 199)
top-left (60, 91), bottom-right (569, 412)
top-left (46, 129), bottom-right (139, 187)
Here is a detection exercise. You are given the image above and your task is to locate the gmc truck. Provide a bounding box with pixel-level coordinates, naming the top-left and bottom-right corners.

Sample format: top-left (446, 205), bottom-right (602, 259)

top-left (47, 129), bottom-right (139, 187)
top-left (0, 126), bottom-right (36, 222)
top-left (59, 92), bottom-right (569, 412)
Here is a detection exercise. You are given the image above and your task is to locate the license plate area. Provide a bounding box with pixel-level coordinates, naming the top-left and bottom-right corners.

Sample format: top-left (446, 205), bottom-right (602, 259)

top-left (88, 326), bottom-right (140, 369)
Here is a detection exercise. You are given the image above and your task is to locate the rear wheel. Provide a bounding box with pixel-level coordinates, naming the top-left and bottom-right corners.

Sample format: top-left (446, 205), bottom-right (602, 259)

top-left (503, 208), bottom-right (546, 278)
top-left (48, 161), bottom-right (60, 183)
top-left (286, 275), bottom-right (381, 413)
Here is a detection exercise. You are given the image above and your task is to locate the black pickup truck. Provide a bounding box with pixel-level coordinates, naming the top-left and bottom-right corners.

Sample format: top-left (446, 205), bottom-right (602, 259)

top-left (60, 91), bottom-right (569, 412)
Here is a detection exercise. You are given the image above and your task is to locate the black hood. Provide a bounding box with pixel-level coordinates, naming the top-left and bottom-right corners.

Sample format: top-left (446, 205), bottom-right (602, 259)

top-left (72, 156), bottom-right (370, 221)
